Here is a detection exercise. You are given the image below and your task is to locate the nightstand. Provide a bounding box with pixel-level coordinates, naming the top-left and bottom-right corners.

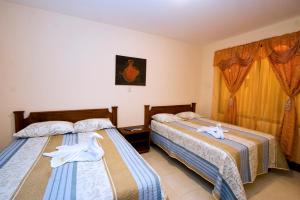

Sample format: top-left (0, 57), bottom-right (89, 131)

top-left (117, 125), bottom-right (150, 153)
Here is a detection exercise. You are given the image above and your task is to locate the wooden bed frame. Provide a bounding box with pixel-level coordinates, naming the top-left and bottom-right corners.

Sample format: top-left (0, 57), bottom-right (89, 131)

top-left (13, 107), bottom-right (118, 132)
top-left (144, 103), bottom-right (196, 127)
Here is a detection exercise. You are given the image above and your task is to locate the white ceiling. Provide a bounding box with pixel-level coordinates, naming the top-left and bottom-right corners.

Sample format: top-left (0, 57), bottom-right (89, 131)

top-left (6, 0), bottom-right (300, 44)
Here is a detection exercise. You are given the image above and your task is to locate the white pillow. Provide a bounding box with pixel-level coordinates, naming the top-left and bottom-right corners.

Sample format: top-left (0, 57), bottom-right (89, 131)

top-left (176, 111), bottom-right (202, 120)
top-left (74, 118), bottom-right (114, 133)
top-left (13, 121), bottom-right (74, 138)
top-left (152, 113), bottom-right (180, 123)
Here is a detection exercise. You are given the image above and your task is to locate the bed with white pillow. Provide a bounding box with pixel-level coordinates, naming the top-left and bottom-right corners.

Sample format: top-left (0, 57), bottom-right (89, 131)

top-left (0, 107), bottom-right (165, 200)
top-left (144, 103), bottom-right (288, 200)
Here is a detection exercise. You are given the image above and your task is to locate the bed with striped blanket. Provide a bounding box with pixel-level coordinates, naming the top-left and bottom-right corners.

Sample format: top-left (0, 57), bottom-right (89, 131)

top-left (150, 117), bottom-right (288, 200)
top-left (0, 128), bottom-right (165, 200)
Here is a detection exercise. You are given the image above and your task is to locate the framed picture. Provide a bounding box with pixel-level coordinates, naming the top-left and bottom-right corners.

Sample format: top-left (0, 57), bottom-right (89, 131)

top-left (115, 55), bottom-right (146, 86)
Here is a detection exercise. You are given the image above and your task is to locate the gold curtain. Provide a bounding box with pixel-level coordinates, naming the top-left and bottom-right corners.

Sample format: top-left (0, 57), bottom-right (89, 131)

top-left (264, 34), bottom-right (300, 157)
top-left (212, 58), bottom-right (300, 163)
top-left (212, 30), bottom-right (300, 163)
top-left (214, 42), bottom-right (260, 124)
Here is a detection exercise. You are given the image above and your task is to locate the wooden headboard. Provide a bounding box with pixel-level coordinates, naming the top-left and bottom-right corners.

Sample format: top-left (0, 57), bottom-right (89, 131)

top-left (144, 103), bottom-right (196, 128)
top-left (13, 107), bottom-right (118, 132)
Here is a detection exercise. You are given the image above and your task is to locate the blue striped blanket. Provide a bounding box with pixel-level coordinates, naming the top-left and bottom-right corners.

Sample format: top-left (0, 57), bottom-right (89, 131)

top-left (0, 129), bottom-right (165, 200)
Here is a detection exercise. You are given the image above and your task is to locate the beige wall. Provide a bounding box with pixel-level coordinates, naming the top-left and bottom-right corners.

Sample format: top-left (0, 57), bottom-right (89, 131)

top-left (0, 2), bottom-right (200, 149)
top-left (196, 15), bottom-right (300, 117)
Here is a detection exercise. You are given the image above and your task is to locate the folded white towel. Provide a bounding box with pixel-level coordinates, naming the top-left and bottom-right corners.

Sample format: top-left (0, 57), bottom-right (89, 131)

top-left (196, 123), bottom-right (227, 139)
top-left (43, 132), bottom-right (104, 168)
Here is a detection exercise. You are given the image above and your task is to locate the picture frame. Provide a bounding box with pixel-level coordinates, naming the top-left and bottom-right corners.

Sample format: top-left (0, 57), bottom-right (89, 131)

top-left (115, 55), bottom-right (146, 86)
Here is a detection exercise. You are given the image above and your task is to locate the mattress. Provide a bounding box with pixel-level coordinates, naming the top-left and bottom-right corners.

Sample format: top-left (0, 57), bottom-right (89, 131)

top-left (0, 128), bottom-right (165, 200)
top-left (151, 118), bottom-right (288, 200)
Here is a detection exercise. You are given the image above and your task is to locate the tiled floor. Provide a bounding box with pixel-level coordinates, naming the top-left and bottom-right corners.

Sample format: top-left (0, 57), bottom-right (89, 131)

top-left (142, 146), bottom-right (300, 200)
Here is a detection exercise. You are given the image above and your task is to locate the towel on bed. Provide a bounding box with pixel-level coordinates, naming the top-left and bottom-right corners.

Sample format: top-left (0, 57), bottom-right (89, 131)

top-left (43, 132), bottom-right (104, 167)
top-left (196, 123), bottom-right (227, 139)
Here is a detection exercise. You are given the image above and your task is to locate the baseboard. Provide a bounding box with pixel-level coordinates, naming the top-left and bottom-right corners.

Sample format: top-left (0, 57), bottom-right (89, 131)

top-left (288, 161), bottom-right (300, 172)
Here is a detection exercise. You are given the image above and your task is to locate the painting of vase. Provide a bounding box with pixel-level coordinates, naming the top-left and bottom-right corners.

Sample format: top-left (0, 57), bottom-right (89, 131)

top-left (115, 55), bottom-right (146, 86)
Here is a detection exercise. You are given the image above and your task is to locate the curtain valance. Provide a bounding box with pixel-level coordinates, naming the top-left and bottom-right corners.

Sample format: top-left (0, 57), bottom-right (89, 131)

top-left (214, 31), bottom-right (300, 68)
top-left (214, 42), bottom-right (261, 69)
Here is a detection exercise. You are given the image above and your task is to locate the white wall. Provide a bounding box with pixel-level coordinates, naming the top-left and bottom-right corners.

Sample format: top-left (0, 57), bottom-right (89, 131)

top-left (196, 15), bottom-right (300, 117)
top-left (0, 1), bottom-right (200, 149)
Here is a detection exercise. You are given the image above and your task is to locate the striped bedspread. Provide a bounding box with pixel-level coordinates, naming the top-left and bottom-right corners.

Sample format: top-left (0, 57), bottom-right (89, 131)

top-left (151, 118), bottom-right (288, 200)
top-left (0, 128), bottom-right (165, 200)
